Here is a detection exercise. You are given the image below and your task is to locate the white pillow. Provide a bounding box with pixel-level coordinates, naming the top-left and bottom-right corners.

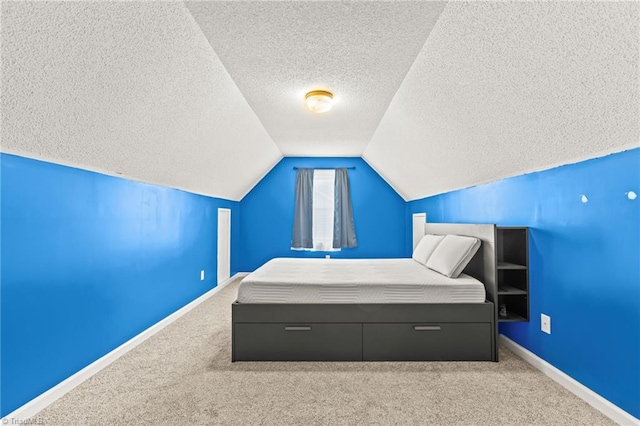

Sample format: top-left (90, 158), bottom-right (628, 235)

top-left (426, 235), bottom-right (481, 278)
top-left (412, 234), bottom-right (445, 266)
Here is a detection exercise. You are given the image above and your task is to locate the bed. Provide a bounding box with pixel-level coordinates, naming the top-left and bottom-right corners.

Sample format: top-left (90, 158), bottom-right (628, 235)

top-left (232, 223), bottom-right (498, 362)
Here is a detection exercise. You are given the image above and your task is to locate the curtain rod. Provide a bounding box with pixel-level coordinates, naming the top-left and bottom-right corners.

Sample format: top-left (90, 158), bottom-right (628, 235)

top-left (293, 167), bottom-right (355, 170)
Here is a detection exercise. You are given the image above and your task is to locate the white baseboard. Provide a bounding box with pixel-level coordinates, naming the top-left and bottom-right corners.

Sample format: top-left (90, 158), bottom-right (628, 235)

top-left (500, 335), bottom-right (639, 426)
top-left (2, 273), bottom-right (246, 423)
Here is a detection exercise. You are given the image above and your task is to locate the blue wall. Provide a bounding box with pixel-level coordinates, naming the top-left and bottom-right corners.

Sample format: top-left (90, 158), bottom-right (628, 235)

top-left (0, 154), bottom-right (239, 416)
top-left (407, 148), bottom-right (640, 418)
top-left (4, 149), bottom-right (638, 418)
top-left (239, 157), bottom-right (406, 272)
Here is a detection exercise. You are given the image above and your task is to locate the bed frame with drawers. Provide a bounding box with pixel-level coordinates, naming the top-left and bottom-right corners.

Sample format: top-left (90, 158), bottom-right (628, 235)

top-left (232, 223), bottom-right (499, 362)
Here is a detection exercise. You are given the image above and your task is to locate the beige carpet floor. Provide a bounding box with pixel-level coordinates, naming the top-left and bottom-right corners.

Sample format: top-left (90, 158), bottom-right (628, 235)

top-left (37, 277), bottom-right (614, 426)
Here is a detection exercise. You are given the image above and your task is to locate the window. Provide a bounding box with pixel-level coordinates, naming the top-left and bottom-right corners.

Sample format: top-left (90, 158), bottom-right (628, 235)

top-left (291, 167), bottom-right (356, 251)
top-left (311, 169), bottom-right (338, 251)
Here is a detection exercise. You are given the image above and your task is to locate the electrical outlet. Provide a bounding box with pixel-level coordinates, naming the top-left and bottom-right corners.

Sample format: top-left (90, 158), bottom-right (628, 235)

top-left (200, 270), bottom-right (205, 281)
top-left (541, 314), bottom-right (551, 334)
top-left (325, 255), bottom-right (330, 259)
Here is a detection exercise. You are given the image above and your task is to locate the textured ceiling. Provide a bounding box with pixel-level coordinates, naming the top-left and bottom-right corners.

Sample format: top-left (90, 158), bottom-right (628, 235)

top-left (1, 1), bottom-right (281, 201)
top-left (2, 1), bottom-right (638, 202)
top-left (364, 1), bottom-right (640, 200)
top-left (186, 1), bottom-right (447, 156)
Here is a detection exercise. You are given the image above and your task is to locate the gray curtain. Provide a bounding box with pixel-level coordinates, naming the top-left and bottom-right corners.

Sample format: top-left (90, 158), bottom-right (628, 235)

top-left (333, 168), bottom-right (357, 248)
top-left (291, 168), bottom-right (314, 249)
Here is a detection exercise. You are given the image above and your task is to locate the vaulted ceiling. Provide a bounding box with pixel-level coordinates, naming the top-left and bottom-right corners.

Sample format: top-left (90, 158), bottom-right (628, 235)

top-left (186, 1), bottom-right (446, 157)
top-left (2, 1), bottom-right (638, 201)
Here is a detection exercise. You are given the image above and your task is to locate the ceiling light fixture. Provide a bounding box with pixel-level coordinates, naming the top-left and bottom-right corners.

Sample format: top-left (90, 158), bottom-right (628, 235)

top-left (304, 90), bottom-right (334, 113)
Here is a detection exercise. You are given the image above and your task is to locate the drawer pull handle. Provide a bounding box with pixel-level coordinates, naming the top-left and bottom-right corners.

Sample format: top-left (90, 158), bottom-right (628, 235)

top-left (414, 325), bottom-right (441, 331)
top-left (284, 326), bottom-right (312, 331)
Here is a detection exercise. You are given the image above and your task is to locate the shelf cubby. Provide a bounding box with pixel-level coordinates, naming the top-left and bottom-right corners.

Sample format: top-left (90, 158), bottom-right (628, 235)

top-left (497, 227), bottom-right (529, 322)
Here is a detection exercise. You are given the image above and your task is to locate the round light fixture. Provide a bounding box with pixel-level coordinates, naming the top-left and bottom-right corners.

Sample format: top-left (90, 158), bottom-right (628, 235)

top-left (304, 90), bottom-right (334, 113)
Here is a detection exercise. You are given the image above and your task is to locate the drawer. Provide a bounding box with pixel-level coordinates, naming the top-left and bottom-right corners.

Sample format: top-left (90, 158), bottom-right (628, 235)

top-left (234, 323), bottom-right (362, 361)
top-left (363, 323), bottom-right (492, 361)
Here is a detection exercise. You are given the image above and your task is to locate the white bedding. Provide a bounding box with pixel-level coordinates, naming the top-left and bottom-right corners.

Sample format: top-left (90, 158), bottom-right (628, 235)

top-left (237, 258), bottom-right (486, 304)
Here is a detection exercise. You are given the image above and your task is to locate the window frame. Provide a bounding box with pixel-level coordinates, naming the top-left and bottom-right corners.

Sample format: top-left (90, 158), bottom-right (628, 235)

top-left (310, 169), bottom-right (340, 252)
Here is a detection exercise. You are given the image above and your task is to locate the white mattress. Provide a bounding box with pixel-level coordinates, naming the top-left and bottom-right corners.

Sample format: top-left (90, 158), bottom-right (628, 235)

top-left (237, 258), bottom-right (486, 304)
